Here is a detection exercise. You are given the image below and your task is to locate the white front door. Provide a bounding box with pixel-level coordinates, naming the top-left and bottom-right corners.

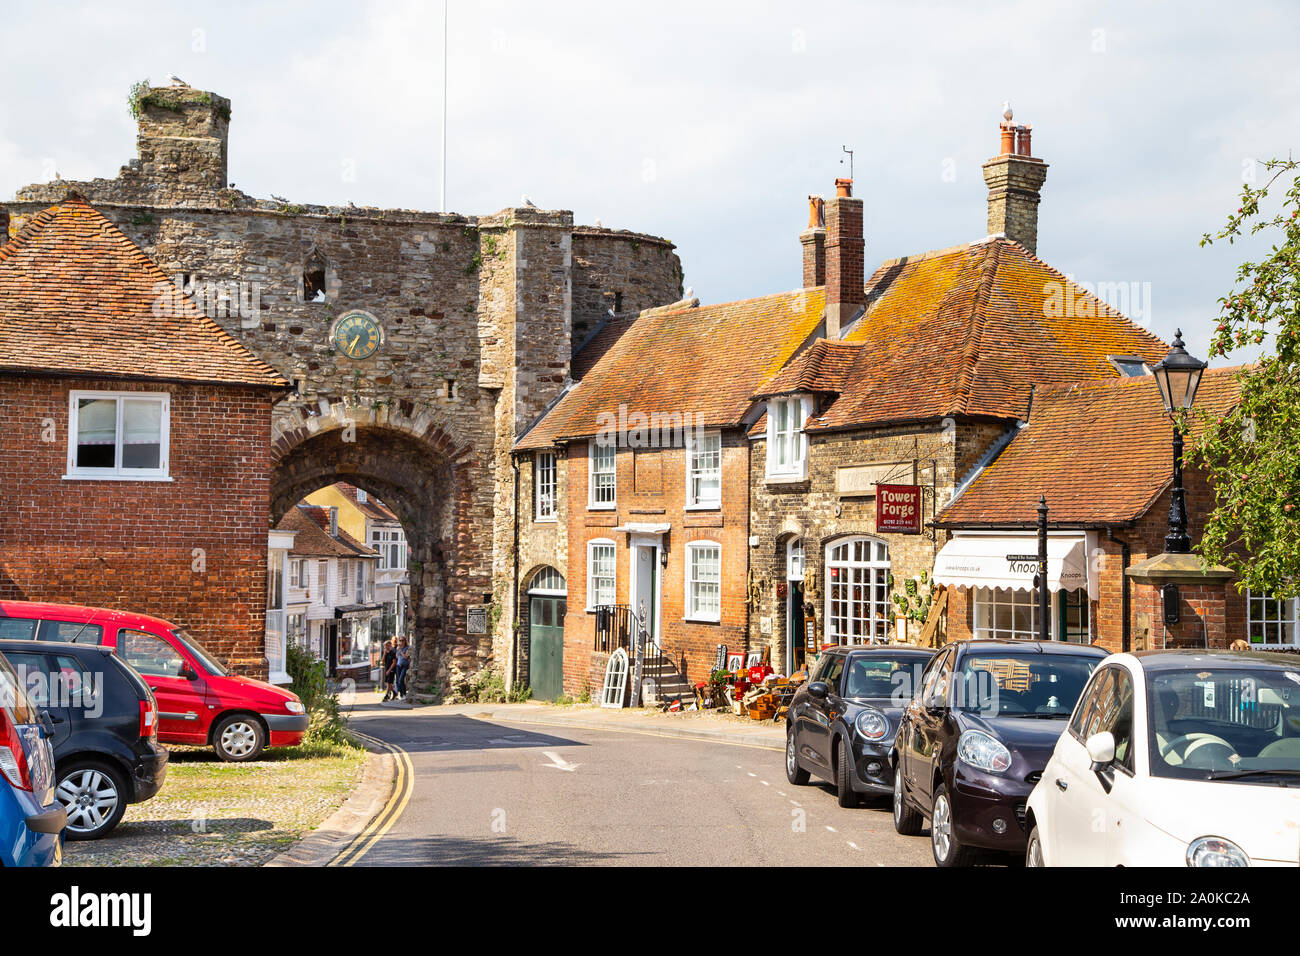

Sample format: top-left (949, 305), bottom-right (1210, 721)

top-left (630, 541), bottom-right (661, 648)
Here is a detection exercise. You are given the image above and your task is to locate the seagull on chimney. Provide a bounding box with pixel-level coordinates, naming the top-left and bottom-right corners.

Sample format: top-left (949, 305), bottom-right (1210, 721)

top-left (594, 218), bottom-right (603, 228)
top-left (1002, 101), bottom-right (1013, 122)
top-left (168, 74), bottom-right (191, 88)
top-left (684, 286), bottom-right (695, 300)
top-left (522, 194), bottom-right (537, 208)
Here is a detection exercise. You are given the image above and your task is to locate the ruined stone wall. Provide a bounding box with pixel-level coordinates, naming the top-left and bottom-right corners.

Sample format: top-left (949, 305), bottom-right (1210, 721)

top-left (571, 229), bottom-right (683, 349)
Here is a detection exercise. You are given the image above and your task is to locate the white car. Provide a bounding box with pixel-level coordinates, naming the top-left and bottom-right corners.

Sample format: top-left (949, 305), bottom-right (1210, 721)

top-left (1026, 649), bottom-right (1300, 867)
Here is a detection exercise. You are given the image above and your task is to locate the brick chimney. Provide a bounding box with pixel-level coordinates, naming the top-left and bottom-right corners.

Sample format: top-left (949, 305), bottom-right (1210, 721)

top-left (800, 195), bottom-right (826, 288)
top-left (0, 207), bottom-right (9, 244)
top-left (824, 177), bottom-right (864, 339)
top-left (981, 110), bottom-right (1048, 255)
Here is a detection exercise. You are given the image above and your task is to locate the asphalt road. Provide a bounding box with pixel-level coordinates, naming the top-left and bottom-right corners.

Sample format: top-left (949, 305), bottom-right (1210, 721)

top-left (346, 703), bottom-right (938, 866)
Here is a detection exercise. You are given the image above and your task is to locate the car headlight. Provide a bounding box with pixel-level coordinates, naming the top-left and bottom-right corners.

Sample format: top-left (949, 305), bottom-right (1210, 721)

top-left (855, 707), bottom-right (889, 741)
top-left (957, 730), bottom-right (1012, 773)
top-left (284, 700), bottom-right (306, 715)
top-left (1186, 836), bottom-right (1249, 868)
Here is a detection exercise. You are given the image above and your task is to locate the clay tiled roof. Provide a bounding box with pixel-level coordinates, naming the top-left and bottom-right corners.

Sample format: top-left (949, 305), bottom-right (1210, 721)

top-left (333, 482), bottom-right (399, 522)
top-left (517, 289), bottom-right (825, 449)
top-left (809, 239), bottom-right (1168, 431)
top-left (276, 506), bottom-right (378, 558)
top-left (0, 196), bottom-right (286, 388)
top-left (753, 338), bottom-right (862, 398)
top-left (935, 367), bottom-right (1244, 527)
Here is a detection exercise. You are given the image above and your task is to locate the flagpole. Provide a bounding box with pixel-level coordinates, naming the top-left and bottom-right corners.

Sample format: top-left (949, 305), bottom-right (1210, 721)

top-left (440, 0), bottom-right (448, 213)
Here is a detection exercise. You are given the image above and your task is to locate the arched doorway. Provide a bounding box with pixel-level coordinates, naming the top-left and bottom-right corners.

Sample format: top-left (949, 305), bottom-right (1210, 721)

top-left (270, 417), bottom-right (482, 692)
top-left (525, 566), bottom-right (566, 700)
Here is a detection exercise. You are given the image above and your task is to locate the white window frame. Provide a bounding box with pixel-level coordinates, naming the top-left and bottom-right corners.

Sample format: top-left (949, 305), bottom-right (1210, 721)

top-left (1246, 590), bottom-right (1299, 647)
top-left (765, 394), bottom-right (812, 482)
top-left (528, 566), bottom-right (567, 596)
top-left (535, 451), bottom-right (558, 521)
top-left (685, 431), bottom-right (722, 509)
top-left (356, 561), bottom-right (365, 601)
top-left (289, 560), bottom-right (301, 589)
top-left (588, 440), bottom-right (617, 510)
top-left (973, 587), bottom-right (1042, 642)
top-left (586, 539), bottom-right (617, 610)
top-left (824, 536), bottom-right (891, 645)
top-left (340, 559), bottom-right (350, 597)
top-left (787, 538), bottom-right (805, 581)
top-left (65, 389), bottom-right (172, 481)
top-left (685, 540), bottom-right (722, 623)
top-left (370, 528), bottom-right (407, 572)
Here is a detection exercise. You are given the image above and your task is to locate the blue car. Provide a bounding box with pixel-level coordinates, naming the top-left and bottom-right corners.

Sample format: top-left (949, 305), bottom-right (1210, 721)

top-left (0, 649), bottom-right (64, 866)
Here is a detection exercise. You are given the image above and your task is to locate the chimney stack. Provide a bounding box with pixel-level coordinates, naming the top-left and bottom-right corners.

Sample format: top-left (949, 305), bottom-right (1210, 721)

top-left (824, 177), bottom-right (864, 339)
top-left (800, 195), bottom-right (826, 288)
top-left (982, 107), bottom-right (1048, 255)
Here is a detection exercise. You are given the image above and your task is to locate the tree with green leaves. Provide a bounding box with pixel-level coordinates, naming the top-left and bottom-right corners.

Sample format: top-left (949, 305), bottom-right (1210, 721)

top-left (1194, 157), bottom-right (1300, 595)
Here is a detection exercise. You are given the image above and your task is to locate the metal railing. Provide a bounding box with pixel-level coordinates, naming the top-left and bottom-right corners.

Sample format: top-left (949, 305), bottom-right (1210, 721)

top-left (592, 604), bottom-right (632, 654)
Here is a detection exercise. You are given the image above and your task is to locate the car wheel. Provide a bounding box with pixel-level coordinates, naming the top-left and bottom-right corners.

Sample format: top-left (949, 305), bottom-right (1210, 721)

top-left (835, 735), bottom-right (858, 808)
top-left (930, 783), bottom-right (975, 867)
top-left (213, 714), bottom-right (266, 762)
top-left (892, 764), bottom-right (923, 835)
top-left (56, 761), bottom-right (128, 841)
top-left (1026, 825), bottom-right (1045, 867)
top-left (785, 727), bottom-right (810, 785)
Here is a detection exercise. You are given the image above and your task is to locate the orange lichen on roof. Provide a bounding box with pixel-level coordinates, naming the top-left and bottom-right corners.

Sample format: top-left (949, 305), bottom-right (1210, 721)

top-left (0, 196), bottom-right (286, 388)
top-left (936, 366), bottom-right (1244, 527)
top-left (754, 338), bottom-right (862, 398)
top-left (516, 288), bottom-right (826, 449)
top-left (816, 239), bottom-right (1168, 431)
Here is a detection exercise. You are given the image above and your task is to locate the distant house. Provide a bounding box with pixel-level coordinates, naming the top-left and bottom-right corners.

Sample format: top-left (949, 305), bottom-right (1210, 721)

top-left (276, 504), bottom-right (382, 681)
top-left (302, 482), bottom-right (409, 647)
top-left (0, 197), bottom-right (287, 675)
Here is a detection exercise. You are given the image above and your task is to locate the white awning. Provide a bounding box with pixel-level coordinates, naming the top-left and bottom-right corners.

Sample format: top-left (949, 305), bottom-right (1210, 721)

top-left (933, 533), bottom-right (1095, 599)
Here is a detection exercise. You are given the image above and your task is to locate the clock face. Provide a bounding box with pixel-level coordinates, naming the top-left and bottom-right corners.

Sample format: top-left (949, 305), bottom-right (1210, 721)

top-left (332, 311), bottom-right (382, 360)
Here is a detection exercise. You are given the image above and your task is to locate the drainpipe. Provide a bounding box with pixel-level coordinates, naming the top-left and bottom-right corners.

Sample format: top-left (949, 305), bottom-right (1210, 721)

top-left (510, 452), bottom-right (522, 692)
top-left (1107, 528), bottom-right (1132, 652)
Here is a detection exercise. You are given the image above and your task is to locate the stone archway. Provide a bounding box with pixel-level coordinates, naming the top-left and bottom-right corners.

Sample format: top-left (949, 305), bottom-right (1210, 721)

top-left (269, 407), bottom-right (487, 693)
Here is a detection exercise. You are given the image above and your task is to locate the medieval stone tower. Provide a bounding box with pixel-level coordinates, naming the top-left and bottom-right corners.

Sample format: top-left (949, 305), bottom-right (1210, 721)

top-left (4, 83), bottom-right (684, 690)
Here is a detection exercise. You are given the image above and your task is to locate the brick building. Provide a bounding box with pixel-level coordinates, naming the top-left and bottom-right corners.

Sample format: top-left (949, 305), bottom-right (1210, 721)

top-left (0, 196), bottom-right (287, 672)
top-left (744, 120), bottom-right (1168, 675)
top-left (3, 82), bottom-right (683, 691)
top-left (933, 368), bottom-right (1249, 653)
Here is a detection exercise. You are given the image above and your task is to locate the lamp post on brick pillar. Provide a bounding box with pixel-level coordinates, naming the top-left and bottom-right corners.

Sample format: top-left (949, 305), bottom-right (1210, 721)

top-left (1151, 329), bottom-right (1207, 554)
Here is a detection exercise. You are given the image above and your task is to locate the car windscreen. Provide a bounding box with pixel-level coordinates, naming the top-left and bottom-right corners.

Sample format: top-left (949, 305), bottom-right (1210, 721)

top-left (171, 629), bottom-right (229, 677)
top-left (957, 653), bottom-right (1099, 717)
top-left (0, 651), bottom-right (37, 725)
top-left (1149, 666), bottom-right (1300, 781)
top-left (843, 656), bottom-right (928, 703)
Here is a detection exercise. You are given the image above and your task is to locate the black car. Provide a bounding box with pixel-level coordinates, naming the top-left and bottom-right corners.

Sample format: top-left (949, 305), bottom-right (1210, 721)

top-left (786, 644), bottom-right (935, 806)
top-left (892, 638), bottom-right (1106, 866)
top-left (0, 639), bottom-right (168, 840)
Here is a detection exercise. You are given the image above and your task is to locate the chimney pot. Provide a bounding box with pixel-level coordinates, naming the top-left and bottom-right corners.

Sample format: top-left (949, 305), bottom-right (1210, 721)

top-left (999, 124), bottom-right (1016, 155)
top-left (1016, 125), bottom-right (1033, 157)
top-left (807, 195), bottom-right (825, 229)
top-left (834, 177), bottom-right (853, 198)
top-left (800, 195), bottom-right (827, 288)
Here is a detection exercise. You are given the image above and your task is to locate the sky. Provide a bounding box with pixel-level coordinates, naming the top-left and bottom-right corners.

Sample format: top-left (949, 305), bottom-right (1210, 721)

top-left (1, 0), bottom-right (1297, 366)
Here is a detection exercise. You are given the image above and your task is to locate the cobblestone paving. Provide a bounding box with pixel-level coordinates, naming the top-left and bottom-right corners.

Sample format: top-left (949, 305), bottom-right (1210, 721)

top-left (63, 744), bottom-right (366, 867)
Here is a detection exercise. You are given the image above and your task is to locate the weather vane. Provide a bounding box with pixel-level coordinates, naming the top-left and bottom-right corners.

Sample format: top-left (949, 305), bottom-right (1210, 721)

top-left (841, 145), bottom-right (854, 179)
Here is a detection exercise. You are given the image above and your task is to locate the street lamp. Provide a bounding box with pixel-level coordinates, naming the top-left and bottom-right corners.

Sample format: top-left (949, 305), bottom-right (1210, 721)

top-left (1151, 329), bottom-right (1207, 553)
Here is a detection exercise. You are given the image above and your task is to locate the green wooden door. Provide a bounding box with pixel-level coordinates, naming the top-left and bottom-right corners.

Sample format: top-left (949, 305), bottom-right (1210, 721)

top-left (529, 596), bottom-right (565, 701)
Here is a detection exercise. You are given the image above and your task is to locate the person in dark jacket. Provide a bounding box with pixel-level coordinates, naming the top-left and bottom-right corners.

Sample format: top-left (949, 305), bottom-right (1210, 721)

top-left (394, 637), bottom-right (411, 701)
top-left (381, 639), bottom-right (397, 702)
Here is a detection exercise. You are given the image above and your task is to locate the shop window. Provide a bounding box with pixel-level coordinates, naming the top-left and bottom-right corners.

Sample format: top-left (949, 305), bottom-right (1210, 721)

top-left (824, 537), bottom-right (891, 644)
top-left (973, 587), bottom-right (1041, 641)
top-left (1058, 589), bottom-right (1090, 643)
top-left (1247, 591), bottom-right (1299, 647)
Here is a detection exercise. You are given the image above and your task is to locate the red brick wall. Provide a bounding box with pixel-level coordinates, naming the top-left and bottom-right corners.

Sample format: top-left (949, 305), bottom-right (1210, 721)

top-left (0, 375), bottom-right (274, 676)
top-left (944, 464), bottom-right (1247, 652)
top-left (561, 432), bottom-right (750, 696)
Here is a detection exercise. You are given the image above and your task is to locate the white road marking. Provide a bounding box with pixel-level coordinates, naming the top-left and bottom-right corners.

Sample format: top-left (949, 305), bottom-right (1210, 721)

top-left (847, 841), bottom-right (859, 850)
top-left (541, 751), bottom-right (581, 772)
top-left (760, 780), bottom-right (769, 786)
top-left (825, 825), bottom-right (837, 833)
top-left (747, 772), bottom-right (757, 777)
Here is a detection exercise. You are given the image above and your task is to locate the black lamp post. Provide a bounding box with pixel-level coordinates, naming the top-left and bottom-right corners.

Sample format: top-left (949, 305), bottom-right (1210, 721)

top-left (1151, 329), bottom-right (1207, 554)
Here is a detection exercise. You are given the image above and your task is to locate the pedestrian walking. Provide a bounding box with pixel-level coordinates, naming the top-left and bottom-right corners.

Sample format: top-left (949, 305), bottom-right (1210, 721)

top-left (394, 637), bottom-right (411, 701)
top-left (381, 639), bottom-right (397, 702)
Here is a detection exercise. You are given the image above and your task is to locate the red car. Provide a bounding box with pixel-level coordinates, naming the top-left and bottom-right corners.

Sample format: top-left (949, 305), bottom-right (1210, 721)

top-left (0, 601), bottom-right (307, 762)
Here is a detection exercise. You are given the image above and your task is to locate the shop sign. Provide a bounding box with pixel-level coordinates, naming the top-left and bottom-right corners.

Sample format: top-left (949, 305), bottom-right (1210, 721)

top-left (876, 484), bottom-right (922, 534)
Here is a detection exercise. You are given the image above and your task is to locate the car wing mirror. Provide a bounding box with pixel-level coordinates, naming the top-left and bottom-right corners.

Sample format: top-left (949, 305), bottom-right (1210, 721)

top-left (1085, 731), bottom-right (1116, 772)
top-left (807, 681), bottom-right (829, 700)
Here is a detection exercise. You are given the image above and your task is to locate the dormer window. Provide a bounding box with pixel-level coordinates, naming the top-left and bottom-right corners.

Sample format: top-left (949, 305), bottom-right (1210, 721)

top-left (1109, 356), bottom-right (1150, 377)
top-left (766, 394), bottom-right (812, 481)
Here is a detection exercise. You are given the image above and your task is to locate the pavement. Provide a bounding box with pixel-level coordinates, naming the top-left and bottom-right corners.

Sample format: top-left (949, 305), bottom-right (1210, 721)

top-left (311, 692), bottom-right (944, 866)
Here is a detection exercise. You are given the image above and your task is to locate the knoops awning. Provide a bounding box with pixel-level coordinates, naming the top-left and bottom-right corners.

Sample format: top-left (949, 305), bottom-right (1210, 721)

top-left (933, 533), bottom-right (1095, 599)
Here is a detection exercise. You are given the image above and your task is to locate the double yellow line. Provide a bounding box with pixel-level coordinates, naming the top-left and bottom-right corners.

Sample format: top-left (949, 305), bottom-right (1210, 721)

top-left (328, 730), bottom-right (414, 867)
